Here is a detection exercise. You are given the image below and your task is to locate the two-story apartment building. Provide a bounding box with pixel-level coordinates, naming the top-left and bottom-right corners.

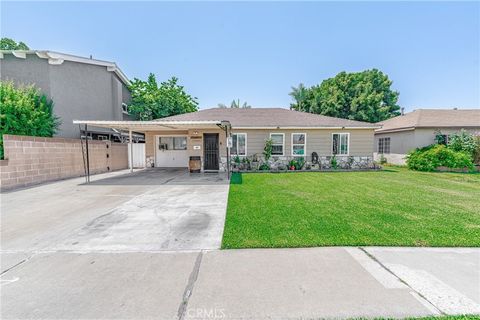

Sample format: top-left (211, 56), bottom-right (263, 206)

top-left (0, 50), bottom-right (137, 141)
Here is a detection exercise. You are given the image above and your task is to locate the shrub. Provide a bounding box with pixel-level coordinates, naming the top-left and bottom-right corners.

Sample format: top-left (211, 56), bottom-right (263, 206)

top-left (263, 138), bottom-right (273, 161)
top-left (407, 144), bottom-right (474, 172)
top-left (448, 129), bottom-right (477, 155)
top-left (474, 136), bottom-right (480, 165)
top-left (259, 163), bottom-right (270, 171)
top-left (379, 154), bottom-right (387, 165)
top-left (0, 82), bottom-right (60, 159)
top-left (330, 156), bottom-right (338, 169)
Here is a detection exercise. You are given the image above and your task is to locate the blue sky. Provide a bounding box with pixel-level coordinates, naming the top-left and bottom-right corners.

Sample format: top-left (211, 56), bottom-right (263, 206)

top-left (2, 1), bottom-right (479, 111)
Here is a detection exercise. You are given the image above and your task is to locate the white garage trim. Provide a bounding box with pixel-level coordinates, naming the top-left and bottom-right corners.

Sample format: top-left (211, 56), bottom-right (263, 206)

top-left (155, 135), bottom-right (189, 168)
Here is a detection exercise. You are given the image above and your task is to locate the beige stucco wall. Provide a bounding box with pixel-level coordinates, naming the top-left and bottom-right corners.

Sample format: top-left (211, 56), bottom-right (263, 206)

top-left (374, 130), bottom-right (416, 154)
top-left (414, 128), bottom-right (480, 150)
top-left (144, 129), bottom-right (227, 168)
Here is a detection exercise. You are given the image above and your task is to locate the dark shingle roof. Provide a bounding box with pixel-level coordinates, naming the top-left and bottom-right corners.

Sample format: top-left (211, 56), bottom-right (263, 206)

top-left (376, 109), bottom-right (480, 133)
top-left (157, 108), bottom-right (378, 128)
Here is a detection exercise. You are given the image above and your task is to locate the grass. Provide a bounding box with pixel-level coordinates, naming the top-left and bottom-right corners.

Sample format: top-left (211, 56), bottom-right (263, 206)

top-left (386, 316), bottom-right (480, 320)
top-left (222, 168), bottom-right (480, 248)
top-left (353, 316), bottom-right (480, 320)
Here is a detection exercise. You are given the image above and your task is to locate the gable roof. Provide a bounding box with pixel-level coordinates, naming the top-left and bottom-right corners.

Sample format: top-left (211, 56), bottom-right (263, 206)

top-left (0, 50), bottom-right (130, 85)
top-left (157, 108), bottom-right (379, 129)
top-left (376, 109), bottom-right (480, 133)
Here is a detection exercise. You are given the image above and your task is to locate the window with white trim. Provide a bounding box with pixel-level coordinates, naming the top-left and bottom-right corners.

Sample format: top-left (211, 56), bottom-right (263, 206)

top-left (332, 133), bottom-right (349, 155)
top-left (270, 133), bottom-right (284, 156)
top-left (291, 133), bottom-right (306, 156)
top-left (122, 103), bottom-right (129, 114)
top-left (378, 137), bottom-right (391, 154)
top-left (159, 137), bottom-right (187, 150)
top-left (231, 133), bottom-right (247, 156)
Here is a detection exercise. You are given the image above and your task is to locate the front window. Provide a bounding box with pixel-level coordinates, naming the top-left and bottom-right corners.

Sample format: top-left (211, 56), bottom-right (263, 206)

top-left (332, 133), bottom-right (349, 155)
top-left (292, 133), bottom-right (306, 156)
top-left (159, 137), bottom-right (187, 150)
top-left (231, 133), bottom-right (247, 156)
top-left (378, 137), bottom-right (391, 154)
top-left (270, 133), bottom-right (284, 155)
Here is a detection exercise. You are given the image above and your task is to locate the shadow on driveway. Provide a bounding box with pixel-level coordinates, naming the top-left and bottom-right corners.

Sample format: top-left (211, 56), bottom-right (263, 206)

top-left (83, 168), bottom-right (229, 186)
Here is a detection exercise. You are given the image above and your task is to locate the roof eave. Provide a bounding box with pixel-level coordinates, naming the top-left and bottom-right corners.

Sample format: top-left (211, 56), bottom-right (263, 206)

top-left (233, 126), bottom-right (380, 130)
top-left (0, 50), bottom-right (131, 86)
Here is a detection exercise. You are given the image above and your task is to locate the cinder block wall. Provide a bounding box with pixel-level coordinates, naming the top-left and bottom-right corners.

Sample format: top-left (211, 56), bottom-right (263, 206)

top-left (0, 135), bottom-right (128, 190)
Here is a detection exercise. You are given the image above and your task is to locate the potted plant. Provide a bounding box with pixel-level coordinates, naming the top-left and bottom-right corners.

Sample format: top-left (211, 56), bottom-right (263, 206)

top-left (289, 159), bottom-right (297, 170)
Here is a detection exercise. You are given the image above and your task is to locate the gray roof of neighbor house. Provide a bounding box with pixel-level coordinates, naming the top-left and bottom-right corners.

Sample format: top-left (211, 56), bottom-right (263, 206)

top-left (0, 50), bottom-right (130, 85)
top-left (157, 108), bottom-right (379, 128)
top-left (376, 109), bottom-right (480, 133)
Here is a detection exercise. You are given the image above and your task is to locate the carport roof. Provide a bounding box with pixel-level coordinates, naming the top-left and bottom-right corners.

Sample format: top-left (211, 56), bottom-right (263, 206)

top-left (72, 120), bottom-right (229, 131)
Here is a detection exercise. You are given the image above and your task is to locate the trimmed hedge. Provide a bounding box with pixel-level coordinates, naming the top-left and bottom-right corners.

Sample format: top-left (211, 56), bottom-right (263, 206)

top-left (407, 144), bottom-right (474, 172)
top-left (0, 81), bottom-right (60, 159)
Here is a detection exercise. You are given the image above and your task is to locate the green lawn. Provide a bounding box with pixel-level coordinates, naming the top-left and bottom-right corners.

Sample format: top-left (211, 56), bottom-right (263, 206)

top-left (364, 316), bottom-right (480, 320)
top-left (222, 168), bottom-right (480, 248)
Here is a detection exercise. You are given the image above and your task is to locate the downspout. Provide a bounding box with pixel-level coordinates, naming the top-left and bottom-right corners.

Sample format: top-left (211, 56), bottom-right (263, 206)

top-left (218, 121), bottom-right (231, 180)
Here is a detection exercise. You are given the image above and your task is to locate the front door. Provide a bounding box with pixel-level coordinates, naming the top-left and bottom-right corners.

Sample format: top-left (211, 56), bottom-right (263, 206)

top-left (203, 133), bottom-right (219, 170)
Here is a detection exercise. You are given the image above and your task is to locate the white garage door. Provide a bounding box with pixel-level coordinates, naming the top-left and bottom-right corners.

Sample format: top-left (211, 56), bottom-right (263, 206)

top-left (155, 136), bottom-right (189, 167)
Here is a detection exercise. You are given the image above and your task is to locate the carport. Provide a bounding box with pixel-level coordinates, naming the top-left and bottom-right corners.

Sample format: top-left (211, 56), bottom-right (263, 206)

top-left (73, 119), bottom-right (232, 181)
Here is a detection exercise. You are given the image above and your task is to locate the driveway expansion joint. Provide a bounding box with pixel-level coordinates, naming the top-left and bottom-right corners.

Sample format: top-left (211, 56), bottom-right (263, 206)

top-left (1, 252), bottom-right (36, 276)
top-left (358, 247), bottom-right (445, 315)
top-left (177, 250), bottom-right (204, 320)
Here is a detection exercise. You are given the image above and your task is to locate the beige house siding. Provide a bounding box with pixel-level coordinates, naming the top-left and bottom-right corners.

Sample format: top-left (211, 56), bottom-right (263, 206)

top-left (232, 129), bottom-right (374, 157)
top-left (374, 127), bottom-right (480, 165)
top-left (375, 127), bottom-right (480, 156)
top-left (144, 128), bottom-right (375, 169)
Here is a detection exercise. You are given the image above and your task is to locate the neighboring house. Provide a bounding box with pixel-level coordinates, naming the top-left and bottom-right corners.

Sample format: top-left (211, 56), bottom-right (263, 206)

top-left (0, 50), bottom-right (138, 141)
top-left (74, 108), bottom-right (378, 172)
top-left (374, 109), bottom-right (480, 165)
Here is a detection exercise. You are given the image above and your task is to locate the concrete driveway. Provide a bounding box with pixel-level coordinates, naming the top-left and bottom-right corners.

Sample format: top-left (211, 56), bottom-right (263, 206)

top-left (2, 170), bottom-right (479, 319)
top-left (1, 168), bottom-right (230, 252)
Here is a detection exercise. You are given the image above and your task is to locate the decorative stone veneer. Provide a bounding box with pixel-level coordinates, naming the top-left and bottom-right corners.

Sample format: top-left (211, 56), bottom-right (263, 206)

top-left (220, 156), bottom-right (228, 172)
top-left (231, 155), bottom-right (377, 171)
top-left (146, 156), bottom-right (155, 168)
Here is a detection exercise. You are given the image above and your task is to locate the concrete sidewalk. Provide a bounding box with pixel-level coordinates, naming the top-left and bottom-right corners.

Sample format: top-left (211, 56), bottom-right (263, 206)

top-left (2, 247), bottom-right (479, 319)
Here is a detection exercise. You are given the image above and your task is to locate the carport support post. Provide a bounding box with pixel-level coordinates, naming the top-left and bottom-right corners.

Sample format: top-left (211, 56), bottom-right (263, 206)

top-left (226, 127), bottom-right (231, 180)
top-left (129, 129), bottom-right (133, 173)
top-left (84, 124), bottom-right (90, 183)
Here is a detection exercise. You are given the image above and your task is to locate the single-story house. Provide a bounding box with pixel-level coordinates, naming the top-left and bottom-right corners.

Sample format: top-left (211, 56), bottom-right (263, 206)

top-left (74, 108), bottom-right (379, 174)
top-left (374, 109), bottom-right (480, 165)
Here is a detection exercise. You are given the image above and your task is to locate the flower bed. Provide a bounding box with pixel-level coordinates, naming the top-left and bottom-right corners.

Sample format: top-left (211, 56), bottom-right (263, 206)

top-left (231, 154), bottom-right (379, 172)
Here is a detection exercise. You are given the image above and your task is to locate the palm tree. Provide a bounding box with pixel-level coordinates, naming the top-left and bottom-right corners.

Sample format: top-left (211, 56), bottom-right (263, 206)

top-left (289, 83), bottom-right (309, 112)
top-left (218, 99), bottom-right (251, 108)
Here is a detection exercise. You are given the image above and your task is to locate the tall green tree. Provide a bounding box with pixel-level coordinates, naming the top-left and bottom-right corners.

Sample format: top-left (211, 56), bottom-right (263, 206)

top-left (290, 69), bottom-right (401, 122)
top-left (218, 99), bottom-right (251, 108)
top-left (0, 81), bottom-right (60, 158)
top-left (0, 38), bottom-right (30, 50)
top-left (128, 74), bottom-right (198, 120)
